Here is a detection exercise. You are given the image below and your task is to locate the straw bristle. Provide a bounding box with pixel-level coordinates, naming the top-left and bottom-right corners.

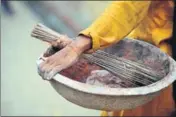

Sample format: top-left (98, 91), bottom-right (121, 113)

top-left (83, 51), bottom-right (166, 87)
top-left (31, 23), bottom-right (62, 42)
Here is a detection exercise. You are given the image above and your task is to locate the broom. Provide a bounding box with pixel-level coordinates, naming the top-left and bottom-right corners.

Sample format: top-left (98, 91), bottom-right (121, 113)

top-left (31, 23), bottom-right (167, 87)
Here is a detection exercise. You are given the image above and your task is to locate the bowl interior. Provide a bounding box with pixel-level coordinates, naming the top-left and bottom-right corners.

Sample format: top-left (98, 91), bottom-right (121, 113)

top-left (59, 38), bottom-right (170, 88)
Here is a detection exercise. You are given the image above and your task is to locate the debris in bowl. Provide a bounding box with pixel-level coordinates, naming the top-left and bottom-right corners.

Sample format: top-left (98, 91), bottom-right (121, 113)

top-left (60, 50), bottom-right (169, 88)
top-left (49, 39), bottom-right (170, 88)
top-left (60, 58), bottom-right (136, 88)
top-left (86, 70), bottom-right (127, 88)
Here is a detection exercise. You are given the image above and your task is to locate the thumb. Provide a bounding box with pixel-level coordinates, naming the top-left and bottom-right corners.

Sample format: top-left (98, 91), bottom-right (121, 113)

top-left (51, 40), bottom-right (60, 47)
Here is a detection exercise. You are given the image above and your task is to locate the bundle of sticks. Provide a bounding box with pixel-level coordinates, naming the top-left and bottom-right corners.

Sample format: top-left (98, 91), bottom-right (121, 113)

top-left (31, 23), bottom-right (166, 87)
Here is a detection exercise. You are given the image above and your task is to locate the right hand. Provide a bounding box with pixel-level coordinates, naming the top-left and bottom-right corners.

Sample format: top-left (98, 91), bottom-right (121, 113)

top-left (43, 35), bottom-right (73, 57)
top-left (50, 35), bottom-right (73, 49)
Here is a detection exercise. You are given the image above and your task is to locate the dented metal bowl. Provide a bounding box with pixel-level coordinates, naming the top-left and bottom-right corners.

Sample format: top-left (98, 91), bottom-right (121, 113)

top-left (36, 38), bottom-right (176, 111)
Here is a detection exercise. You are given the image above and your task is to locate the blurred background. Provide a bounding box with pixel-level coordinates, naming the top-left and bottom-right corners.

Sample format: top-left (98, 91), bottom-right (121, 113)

top-left (1, 1), bottom-right (111, 116)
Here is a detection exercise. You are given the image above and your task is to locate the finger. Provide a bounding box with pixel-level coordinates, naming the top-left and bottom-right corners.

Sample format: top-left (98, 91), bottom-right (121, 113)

top-left (39, 62), bottom-right (45, 72)
top-left (41, 62), bottom-right (54, 80)
top-left (41, 56), bottom-right (48, 61)
top-left (40, 57), bottom-right (53, 68)
top-left (42, 59), bottom-right (59, 79)
top-left (46, 66), bottom-right (64, 80)
top-left (43, 63), bottom-right (56, 80)
top-left (42, 65), bottom-right (50, 80)
top-left (39, 56), bottom-right (48, 68)
top-left (38, 61), bottom-right (50, 79)
top-left (38, 63), bottom-right (45, 77)
top-left (44, 71), bottom-right (50, 80)
top-left (37, 59), bottom-right (45, 76)
top-left (37, 66), bottom-right (42, 77)
top-left (52, 40), bottom-right (60, 47)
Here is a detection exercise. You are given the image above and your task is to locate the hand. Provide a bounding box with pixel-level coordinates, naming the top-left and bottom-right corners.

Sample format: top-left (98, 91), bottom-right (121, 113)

top-left (39, 44), bottom-right (79, 80)
top-left (38, 35), bottom-right (92, 80)
top-left (43, 35), bottom-right (73, 57)
top-left (50, 34), bottom-right (73, 49)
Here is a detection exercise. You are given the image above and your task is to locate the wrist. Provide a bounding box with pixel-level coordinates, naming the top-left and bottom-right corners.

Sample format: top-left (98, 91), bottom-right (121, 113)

top-left (70, 35), bottom-right (92, 54)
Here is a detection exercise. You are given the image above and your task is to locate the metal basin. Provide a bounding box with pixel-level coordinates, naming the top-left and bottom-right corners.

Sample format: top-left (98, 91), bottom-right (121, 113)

top-left (36, 38), bottom-right (176, 111)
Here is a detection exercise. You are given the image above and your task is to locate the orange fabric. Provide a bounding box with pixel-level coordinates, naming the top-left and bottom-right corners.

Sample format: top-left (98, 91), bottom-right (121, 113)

top-left (113, 85), bottom-right (175, 116)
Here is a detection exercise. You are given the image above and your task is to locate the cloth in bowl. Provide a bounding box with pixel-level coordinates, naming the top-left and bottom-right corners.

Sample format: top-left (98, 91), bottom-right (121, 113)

top-left (86, 70), bottom-right (126, 88)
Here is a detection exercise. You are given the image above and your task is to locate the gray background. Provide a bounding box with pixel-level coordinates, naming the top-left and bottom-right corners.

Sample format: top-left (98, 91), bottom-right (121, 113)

top-left (1, 1), bottom-right (111, 116)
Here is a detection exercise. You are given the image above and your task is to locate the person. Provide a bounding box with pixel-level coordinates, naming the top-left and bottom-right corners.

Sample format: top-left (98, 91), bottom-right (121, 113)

top-left (38, 1), bottom-right (175, 116)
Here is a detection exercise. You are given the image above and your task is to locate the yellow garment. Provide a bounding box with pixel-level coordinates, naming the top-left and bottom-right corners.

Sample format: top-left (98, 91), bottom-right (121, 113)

top-left (101, 111), bottom-right (113, 116)
top-left (101, 110), bottom-right (124, 117)
top-left (79, 1), bottom-right (174, 116)
top-left (80, 1), bottom-right (174, 53)
top-left (101, 111), bottom-right (108, 116)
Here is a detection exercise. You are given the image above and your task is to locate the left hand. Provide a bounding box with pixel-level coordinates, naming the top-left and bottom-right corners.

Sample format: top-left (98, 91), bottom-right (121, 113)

top-left (38, 44), bottom-right (80, 80)
top-left (38, 35), bottom-right (92, 80)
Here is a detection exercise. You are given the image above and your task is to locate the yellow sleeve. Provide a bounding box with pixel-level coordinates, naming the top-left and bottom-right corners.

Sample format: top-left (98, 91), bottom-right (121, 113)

top-left (79, 1), bottom-right (151, 52)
